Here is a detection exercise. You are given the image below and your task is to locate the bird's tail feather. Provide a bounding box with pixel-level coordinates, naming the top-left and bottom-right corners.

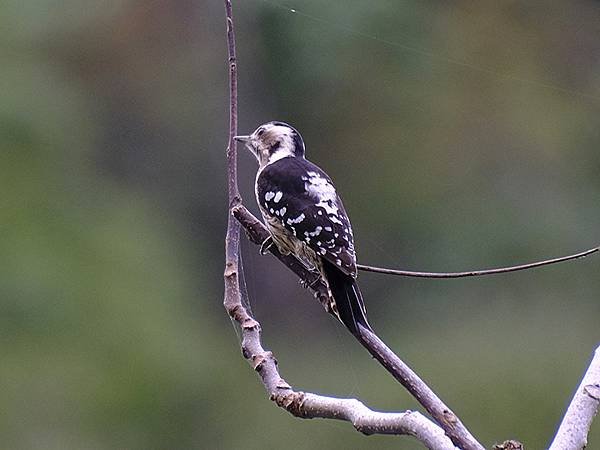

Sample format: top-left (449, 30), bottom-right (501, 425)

top-left (322, 260), bottom-right (372, 336)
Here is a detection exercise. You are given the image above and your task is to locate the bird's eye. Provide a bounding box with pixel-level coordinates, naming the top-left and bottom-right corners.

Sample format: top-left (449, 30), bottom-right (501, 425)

top-left (257, 128), bottom-right (265, 137)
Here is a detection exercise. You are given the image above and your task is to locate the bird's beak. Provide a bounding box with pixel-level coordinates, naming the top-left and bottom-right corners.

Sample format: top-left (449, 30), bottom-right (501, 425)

top-left (233, 135), bottom-right (250, 143)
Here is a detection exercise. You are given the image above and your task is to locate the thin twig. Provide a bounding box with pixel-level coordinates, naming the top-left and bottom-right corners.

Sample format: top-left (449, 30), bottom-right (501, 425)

top-left (548, 344), bottom-right (600, 450)
top-left (232, 204), bottom-right (485, 450)
top-left (357, 246), bottom-right (599, 279)
top-left (223, 0), bottom-right (243, 317)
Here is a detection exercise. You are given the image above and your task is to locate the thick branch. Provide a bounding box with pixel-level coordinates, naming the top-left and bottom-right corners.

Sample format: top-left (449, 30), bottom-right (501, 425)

top-left (232, 204), bottom-right (484, 450)
top-left (548, 344), bottom-right (600, 450)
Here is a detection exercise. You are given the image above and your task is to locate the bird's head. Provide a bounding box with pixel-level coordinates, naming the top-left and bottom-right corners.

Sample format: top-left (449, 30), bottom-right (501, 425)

top-left (235, 121), bottom-right (305, 168)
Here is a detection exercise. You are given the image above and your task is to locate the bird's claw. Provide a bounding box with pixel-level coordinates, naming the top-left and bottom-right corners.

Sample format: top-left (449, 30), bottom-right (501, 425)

top-left (260, 236), bottom-right (274, 255)
top-left (299, 268), bottom-right (321, 289)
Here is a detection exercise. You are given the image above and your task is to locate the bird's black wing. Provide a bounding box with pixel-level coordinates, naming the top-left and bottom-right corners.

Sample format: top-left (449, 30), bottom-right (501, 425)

top-left (257, 157), bottom-right (371, 335)
top-left (257, 157), bottom-right (357, 276)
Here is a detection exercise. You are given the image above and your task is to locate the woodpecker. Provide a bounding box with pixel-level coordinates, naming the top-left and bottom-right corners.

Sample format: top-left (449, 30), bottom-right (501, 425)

top-left (235, 121), bottom-right (371, 336)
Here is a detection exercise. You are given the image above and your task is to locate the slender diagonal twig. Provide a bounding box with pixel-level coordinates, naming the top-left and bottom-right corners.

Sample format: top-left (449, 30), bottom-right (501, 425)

top-left (357, 246), bottom-right (598, 279)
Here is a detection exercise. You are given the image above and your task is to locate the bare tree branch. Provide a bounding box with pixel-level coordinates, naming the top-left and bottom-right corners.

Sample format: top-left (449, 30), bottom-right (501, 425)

top-left (221, 2), bottom-right (461, 449)
top-left (232, 205), bottom-right (485, 450)
top-left (223, 0), bottom-right (243, 320)
top-left (221, 4), bottom-right (600, 450)
top-left (357, 246), bottom-right (599, 279)
top-left (548, 344), bottom-right (600, 450)
top-left (222, 4), bottom-right (600, 450)
top-left (290, 394), bottom-right (458, 449)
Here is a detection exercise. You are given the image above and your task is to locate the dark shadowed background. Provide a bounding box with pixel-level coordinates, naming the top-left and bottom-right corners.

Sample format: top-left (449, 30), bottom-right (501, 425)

top-left (1, 1), bottom-right (599, 449)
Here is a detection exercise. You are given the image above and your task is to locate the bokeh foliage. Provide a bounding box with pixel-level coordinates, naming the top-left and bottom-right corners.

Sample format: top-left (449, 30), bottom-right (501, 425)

top-left (1, 1), bottom-right (599, 449)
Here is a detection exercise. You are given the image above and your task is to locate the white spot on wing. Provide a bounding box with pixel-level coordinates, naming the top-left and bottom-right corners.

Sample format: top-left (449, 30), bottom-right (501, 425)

top-left (287, 213), bottom-right (305, 224)
top-left (317, 200), bottom-right (338, 216)
top-left (265, 191), bottom-right (275, 201)
top-left (273, 191), bottom-right (283, 203)
top-left (307, 226), bottom-right (322, 237)
top-left (304, 172), bottom-right (341, 217)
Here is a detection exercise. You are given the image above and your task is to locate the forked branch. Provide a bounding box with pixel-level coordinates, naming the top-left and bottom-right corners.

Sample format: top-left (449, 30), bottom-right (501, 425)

top-left (222, 1), bottom-right (467, 449)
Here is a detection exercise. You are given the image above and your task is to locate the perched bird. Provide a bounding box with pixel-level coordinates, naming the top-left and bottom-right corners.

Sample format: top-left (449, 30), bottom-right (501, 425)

top-left (235, 121), bottom-right (371, 336)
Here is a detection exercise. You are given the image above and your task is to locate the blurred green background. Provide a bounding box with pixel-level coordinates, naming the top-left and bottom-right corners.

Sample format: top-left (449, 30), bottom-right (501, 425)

top-left (1, 1), bottom-right (599, 449)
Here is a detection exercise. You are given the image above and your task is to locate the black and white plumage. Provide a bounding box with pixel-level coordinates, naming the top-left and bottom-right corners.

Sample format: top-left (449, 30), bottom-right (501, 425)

top-left (234, 121), bottom-right (371, 336)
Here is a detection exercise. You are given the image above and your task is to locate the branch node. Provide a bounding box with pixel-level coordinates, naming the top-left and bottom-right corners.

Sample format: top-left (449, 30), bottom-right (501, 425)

top-left (276, 379), bottom-right (292, 391)
top-left (224, 261), bottom-right (236, 278)
top-left (253, 351), bottom-right (276, 372)
top-left (241, 345), bottom-right (252, 360)
top-left (272, 391), bottom-right (306, 416)
top-left (241, 317), bottom-right (260, 330)
top-left (442, 409), bottom-right (458, 425)
top-left (229, 195), bottom-right (242, 210)
top-left (584, 384), bottom-right (600, 401)
top-left (493, 440), bottom-right (524, 450)
top-left (227, 303), bottom-right (243, 320)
